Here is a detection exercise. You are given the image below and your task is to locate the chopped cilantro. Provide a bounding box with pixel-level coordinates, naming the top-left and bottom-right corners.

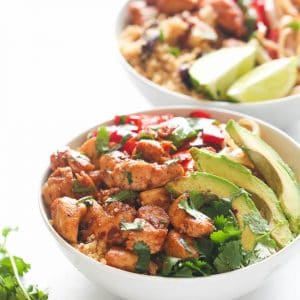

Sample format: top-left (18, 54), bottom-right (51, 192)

top-left (193, 238), bottom-right (215, 261)
top-left (210, 226), bottom-right (240, 244)
top-left (105, 190), bottom-right (138, 204)
top-left (159, 30), bottom-right (165, 42)
top-left (95, 126), bottom-right (110, 154)
top-left (178, 197), bottom-right (210, 221)
top-left (214, 240), bottom-right (243, 273)
top-left (169, 47), bottom-right (181, 57)
top-left (120, 220), bottom-right (145, 231)
top-left (213, 215), bottom-right (228, 229)
top-left (133, 242), bottom-right (151, 273)
top-left (72, 180), bottom-right (93, 194)
top-left (123, 171), bottom-right (133, 185)
top-left (243, 212), bottom-right (269, 235)
top-left (77, 196), bottom-right (94, 207)
top-left (201, 199), bottom-right (232, 219)
top-left (0, 227), bottom-right (48, 299)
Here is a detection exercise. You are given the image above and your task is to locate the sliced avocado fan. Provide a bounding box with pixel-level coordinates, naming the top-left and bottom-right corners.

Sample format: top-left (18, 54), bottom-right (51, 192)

top-left (166, 172), bottom-right (275, 252)
top-left (226, 120), bottom-right (300, 234)
top-left (190, 147), bottom-right (293, 248)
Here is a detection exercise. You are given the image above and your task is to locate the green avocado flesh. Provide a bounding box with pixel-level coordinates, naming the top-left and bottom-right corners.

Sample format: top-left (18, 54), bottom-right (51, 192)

top-left (190, 148), bottom-right (293, 248)
top-left (226, 120), bottom-right (300, 234)
top-left (166, 172), bottom-right (272, 251)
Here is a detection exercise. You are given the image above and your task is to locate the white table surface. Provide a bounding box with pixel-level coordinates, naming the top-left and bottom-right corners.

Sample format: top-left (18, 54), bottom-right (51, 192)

top-left (0, 1), bottom-right (300, 299)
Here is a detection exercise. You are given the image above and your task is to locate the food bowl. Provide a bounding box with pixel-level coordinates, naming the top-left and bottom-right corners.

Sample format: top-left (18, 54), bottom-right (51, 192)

top-left (39, 106), bottom-right (300, 300)
top-left (115, 0), bottom-right (300, 129)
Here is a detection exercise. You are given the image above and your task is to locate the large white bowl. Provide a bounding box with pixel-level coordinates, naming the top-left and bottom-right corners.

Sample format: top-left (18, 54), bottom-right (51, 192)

top-left (39, 107), bottom-right (300, 300)
top-left (115, 0), bottom-right (300, 129)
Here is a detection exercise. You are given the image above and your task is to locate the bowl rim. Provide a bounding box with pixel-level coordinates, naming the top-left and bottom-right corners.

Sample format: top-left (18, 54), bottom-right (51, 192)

top-left (115, 0), bottom-right (300, 107)
top-left (39, 105), bottom-right (300, 282)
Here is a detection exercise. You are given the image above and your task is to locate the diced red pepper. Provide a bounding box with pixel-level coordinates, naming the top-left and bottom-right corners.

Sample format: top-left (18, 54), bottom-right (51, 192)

top-left (202, 126), bottom-right (224, 145)
top-left (172, 150), bottom-right (195, 173)
top-left (268, 28), bottom-right (279, 42)
top-left (189, 110), bottom-right (212, 119)
top-left (114, 115), bottom-right (142, 131)
top-left (251, 0), bottom-right (269, 28)
top-left (121, 137), bottom-right (137, 155)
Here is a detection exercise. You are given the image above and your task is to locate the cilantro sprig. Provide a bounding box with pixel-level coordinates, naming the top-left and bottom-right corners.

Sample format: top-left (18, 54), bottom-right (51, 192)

top-left (0, 227), bottom-right (48, 300)
top-left (133, 242), bottom-right (151, 273)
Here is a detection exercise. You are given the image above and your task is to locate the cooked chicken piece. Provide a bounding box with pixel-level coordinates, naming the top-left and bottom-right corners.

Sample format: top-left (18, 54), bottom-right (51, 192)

top-left (51, 197), bottom-right (87, 243)
top-left (138, 205), bottom-right (170, 229)
top-left (129, 1), bottom-right (158, 26)
top-left (50, 148), bottom-right (95, 173)
top-left (80, 201), bottom-right (136, 245)
top-left (139, 188), bottom-right (171, 211)
top-left (126, 219), bottom-right (167, 254)
top-left (105, 247), bottom-right (138, 272)
top-left (206, 0), bottom-right (247, 38)
top-left (133, 140), bottom-right (168, 163)
top-left (75, 171), bottom-right (97, 197)
top-left (157, 0), bottom-right (198, 14)
top-left (99, 151), bottom-right (184, 191)
top-left (169, 195), bottom-right (214, 238)
top-left (42, 167), bottom-right (75, 207)
top-left (79, 137), bottom-right (98, 167)
top-left (105, 247), bottom-right (158, 274)
top-left (164, 230), bottom-right (199, 258)
top-left (88, 170), bottom-right (102, 187)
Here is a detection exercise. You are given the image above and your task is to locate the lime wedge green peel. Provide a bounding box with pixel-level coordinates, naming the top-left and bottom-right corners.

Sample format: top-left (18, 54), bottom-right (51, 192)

top-left (189, 46), bottom-right (256, 100)
top-left (227, 57), bottom-right (298, 102)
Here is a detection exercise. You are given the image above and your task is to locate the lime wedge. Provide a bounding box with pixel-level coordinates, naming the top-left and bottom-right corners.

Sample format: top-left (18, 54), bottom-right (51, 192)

top-left (227, 57), bottom-right (298, 102)
top-left (189, 46), bottom-right (256, 100)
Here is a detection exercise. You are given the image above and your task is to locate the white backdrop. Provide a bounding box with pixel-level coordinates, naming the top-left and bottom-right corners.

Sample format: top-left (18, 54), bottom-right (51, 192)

top-left (0, 1), bottom-right (300, 299)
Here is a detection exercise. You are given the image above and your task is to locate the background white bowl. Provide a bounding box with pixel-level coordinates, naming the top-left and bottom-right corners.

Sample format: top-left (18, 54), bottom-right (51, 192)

top-left (115, 0), bottom-right (300, 129)
top-left (40, 107), bottom-right (300, 300)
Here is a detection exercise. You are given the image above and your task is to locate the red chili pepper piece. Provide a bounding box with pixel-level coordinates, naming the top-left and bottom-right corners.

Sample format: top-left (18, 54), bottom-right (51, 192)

top-left (189, 110), bottom-right (212, 119)
top-left (172, 150), bottom-right (195, 173)
top-left (202, 126), bottom-right (224, 145)
top-left (251, 0), bottom-right (269, 28)
top-left (121, 137), bottom-right (137, 155)
top-left (268, 28), bottom-right (279, 42)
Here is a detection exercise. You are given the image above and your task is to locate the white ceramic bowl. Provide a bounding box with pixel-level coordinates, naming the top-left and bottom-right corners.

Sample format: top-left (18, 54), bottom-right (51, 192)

top-left (115, 0), bottom-right (300, 129)
top-left (39, 106), bottom-right (300, 300)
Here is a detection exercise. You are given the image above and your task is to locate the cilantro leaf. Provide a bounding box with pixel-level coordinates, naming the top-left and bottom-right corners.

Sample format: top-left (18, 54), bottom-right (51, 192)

top-left (169, 47), bottom-right (181, 57)
top-left (120, 220), bottom-right (145, 231)
top-left (95, 126), bottom-right (110, 154)
top-left (214, 240), bottom-right (243, 273)
top-left (123, 171), bottom-right (133, 185)
top-left (210, 226), bottom-right (240, 244)
top-left (105, 190), bottom-right (138, 204)
top-left (213, 215), bottom-right (227, 229)
top-left (288, 21), bottom-right (300, 30)
top-left (133, 242), bottom-right (151, 273)
top-left (178, 197), bottom-right (210, 221)
top-left (77, 196), bottom-right (95, 207)
top-left (243, 212), bottom-right (269, 235)
top-left (193, 238), bottom-right (216, 261)
top-left (1, 257), bottom-right (31, 276)
top-left (201, 199), bottom-right (232, 218)
top-left (72, 180), bottom-right (93, 194)
top-left (2, 228), bottom-right (17, 239)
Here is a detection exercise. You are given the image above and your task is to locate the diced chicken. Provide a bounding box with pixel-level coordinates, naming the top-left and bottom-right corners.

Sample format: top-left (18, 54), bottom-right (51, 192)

top-left (164, 230), bottom-right (199, 258)
top-left (169, 195), bottom-right (214, 238)
top-left (139, 188), bottom-right (171, 211)
top-left (75, 171), bottom-right (98, 197)
top-left (137, 205), bottom-right (170, 229)
top-left (129, 1), bottom-right (158, 26)
top-left (79, 137), bottom-right (98, 167)
top-left (88, 170), bottom-right (102, 187)
top-left (133, 140), bottom-right (168, 163)
top-left (51, 197), bottom-right (87, 243)
top-left (206, 0), bottom-right (247, 38)
top-left (105, 247), bottom-right (158, 274)
top-left (157, 0), bottom-right (198, 14)
top-left (50, 147), bottom-right (95, 173)
top-left (79, 201), bottom-right (136, 245)
top-left (105, 247), bottom-right (138, 272)
top-left (126, 219), bottom-right (167, 254)
top-left (42, 167), bottom-right (75, 207)
top-left (99, 151), bottom-right (184, 191)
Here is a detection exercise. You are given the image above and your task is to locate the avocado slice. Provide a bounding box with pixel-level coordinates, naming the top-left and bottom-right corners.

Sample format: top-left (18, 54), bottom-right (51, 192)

top-left (166, 172), bottom-right (273, 252)
top-left (190, 148), bottom-right (293, 248)
top-left (226, 120), bottom-right (300, 233)
top-left (188, 46), bottom-right (256, 100)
